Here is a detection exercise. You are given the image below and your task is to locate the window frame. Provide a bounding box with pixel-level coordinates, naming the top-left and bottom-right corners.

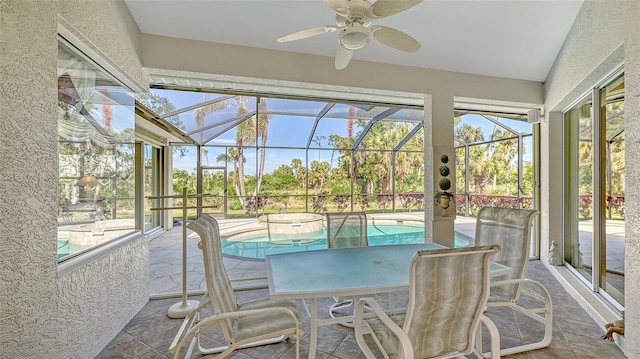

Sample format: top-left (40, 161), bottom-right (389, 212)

top-left (57, 25), bottom-right (143, 273)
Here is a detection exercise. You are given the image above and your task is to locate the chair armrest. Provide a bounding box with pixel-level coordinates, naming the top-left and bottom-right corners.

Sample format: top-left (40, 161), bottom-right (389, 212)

top-left (490, 278), bottom-right (552, 303)
top-left (230, 276), bottom-right (268, 283)
top-left (354, 298), bottom-right (413, 359)
top-left (519, 278), bottom-right (552, 302)
top-left (230, 276), bottom-right (269, 291)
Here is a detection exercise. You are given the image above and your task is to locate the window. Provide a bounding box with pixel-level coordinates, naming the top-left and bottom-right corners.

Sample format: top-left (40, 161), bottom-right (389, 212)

top-left (143, 88), bottom-right (425, 218)
top-left (453, 112), bottom-right (536, 214)
top-left (57, 36), bottom-right (136, 262)
top-left (453, 110), bottom-right (539, 256)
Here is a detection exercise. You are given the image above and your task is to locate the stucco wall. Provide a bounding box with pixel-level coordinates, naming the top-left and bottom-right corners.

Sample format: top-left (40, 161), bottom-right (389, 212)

top-left (56, 239), bottom-right (150, 356)
top-left (543, 0), bottom-right (639, 356)
top-left (0, 1), bottom-right (149, 358)
top-left (545, 0), bottom-right (625, 112)
top-left (621, 1), bottom-right (640, 357)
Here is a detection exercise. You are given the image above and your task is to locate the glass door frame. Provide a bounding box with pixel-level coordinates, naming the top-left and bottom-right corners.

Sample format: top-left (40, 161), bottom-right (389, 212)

top-left (200, 165), bottom-right (228, 218)
top-left (144, 143), bottom-right (164, 232)
top-left (562, 66), bottom-right (625, 310)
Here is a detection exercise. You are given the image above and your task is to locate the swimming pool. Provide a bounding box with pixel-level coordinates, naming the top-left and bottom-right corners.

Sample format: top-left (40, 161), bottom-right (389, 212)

top-left (221, 224), bottom-right (470, 259)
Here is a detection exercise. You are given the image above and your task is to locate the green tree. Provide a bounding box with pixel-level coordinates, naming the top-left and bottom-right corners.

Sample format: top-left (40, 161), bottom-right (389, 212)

top-left (308, 160), bottom-right (330, 192)
top-left (136, 91), bottom-right (189, 158)
top-left (137, 92), bottom-right (183, 129)
top-left (290, 158), bottom-right (306, 185)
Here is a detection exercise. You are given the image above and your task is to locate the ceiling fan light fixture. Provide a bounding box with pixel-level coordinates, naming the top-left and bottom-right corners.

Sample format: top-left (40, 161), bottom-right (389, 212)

top-left (338, 27), bottom-right (370, 50)
top-left (279, 0), bottom-right (422, 70)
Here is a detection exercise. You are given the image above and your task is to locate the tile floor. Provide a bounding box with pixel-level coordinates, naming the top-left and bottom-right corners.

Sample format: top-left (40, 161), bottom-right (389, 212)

top-left (96, 215), bottom-right (628, 358)
top-left (96, 260), bottom-right (627, 359)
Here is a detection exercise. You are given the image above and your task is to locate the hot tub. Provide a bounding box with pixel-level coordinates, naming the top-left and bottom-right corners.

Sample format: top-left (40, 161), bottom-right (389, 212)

top-left (258, 213), bottom-right (324, 235)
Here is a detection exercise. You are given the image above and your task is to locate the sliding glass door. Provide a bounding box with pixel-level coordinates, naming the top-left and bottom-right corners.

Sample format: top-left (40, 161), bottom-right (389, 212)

top-left (144, 144), bottom-right (163, 232)
top-left (564, 72), bottom-right (625, 308)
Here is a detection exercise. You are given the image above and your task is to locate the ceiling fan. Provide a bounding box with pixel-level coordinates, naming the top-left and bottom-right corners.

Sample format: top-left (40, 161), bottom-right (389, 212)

top-left (277, 0), bottom-right (423, 70)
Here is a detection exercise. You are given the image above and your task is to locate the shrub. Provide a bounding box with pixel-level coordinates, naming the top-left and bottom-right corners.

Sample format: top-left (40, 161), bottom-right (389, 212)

top-left (439, 177), bottom-right (451, 191)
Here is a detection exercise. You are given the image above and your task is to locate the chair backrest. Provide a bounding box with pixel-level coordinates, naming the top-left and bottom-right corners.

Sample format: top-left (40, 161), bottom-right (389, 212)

top-left (325, 212), bottom-right (368, 249)
top-left (404, 245), bottom-right (500, 358)
top-left (474, 206), bottom-right (539, 300)
top-left (187, 215), bottom-right (238, 339)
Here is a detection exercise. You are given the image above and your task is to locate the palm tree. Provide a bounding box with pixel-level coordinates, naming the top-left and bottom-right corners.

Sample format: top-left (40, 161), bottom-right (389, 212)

top-left (455, 123), bottom-right (487, 193)
top-left (393, 125), bottom-right (421, 192)
top-left (312, 135), bottom-right (326, 161)
top-left (484, 129), bottom-right (518, 195)
top-left (455, 124), bottom-right (484, 145)
top-left (217, 149), bottom-right (244, 203)
top-left (194, 93), bottom-right (229, 144)
top-left (309, 160), bottom-right (330, 191)
top-left (291, 158), bottom-right (305, 185)
top-left (328, 134), bottom-right (354, 182)
top-left (255, 99), bottom-right (272, 195)
top-left (363, 122), bottom-right (399, 193)
top-left (226, 96), bottom-right (273, 207)
top-left (234, 97), bottom-right (254, 205)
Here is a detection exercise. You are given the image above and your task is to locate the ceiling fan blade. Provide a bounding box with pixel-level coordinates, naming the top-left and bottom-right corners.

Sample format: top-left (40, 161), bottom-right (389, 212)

top-left (373, 26), bottom-right (420, 52)
top-left (335, 46), bottom-right (354, 70)
top-left (277, 26), bottom-right (338, 42)
top-left (323, 0), bottom-right (350, 15)
top-left (371, 0), bottom-right (423, 18)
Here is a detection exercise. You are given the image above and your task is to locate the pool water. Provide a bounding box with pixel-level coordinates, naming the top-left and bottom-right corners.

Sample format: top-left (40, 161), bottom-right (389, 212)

top-left (57, 239), bottom-right (90, 261)
top-left (222, 224), bottom-right (469, 259)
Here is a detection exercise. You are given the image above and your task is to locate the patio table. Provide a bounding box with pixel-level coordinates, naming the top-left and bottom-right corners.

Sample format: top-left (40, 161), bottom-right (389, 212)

top-left (266, 243), bottom-right (511, 359)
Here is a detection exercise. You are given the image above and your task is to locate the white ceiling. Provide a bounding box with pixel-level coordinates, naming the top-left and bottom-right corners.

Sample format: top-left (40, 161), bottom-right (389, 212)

top-left (124, 0), bottom-right (583, 82)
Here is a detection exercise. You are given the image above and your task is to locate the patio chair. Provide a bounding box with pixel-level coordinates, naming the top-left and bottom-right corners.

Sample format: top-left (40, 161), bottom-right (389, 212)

top-left (354, 245), bottom-right (502, 359)
top-left (326, 212), bottom-right (369, 325)
top-left (169, 215), bottom-right (304, 359)
top-left (473, 206), bottom-right (552, 357)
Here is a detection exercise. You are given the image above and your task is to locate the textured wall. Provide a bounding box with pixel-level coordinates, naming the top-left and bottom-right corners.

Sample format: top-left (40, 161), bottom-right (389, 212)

top-left (0, 1), bottom-right (60, 354)
top-left (0, 1), bottom-right (149, 358)
top-left (543, 0), bottom-right (639, 356)
top-left (56, 239), bottom-right (150, 357)
top-left (621, 1), bottom-right (640, 357)
top-left (545, 1), bottom-right (625, 111)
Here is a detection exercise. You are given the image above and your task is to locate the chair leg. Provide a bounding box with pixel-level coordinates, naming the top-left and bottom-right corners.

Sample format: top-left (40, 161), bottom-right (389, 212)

top-left (329, 298), bottom-right (373, 328)
top-left (477, 315), bottom-right (501, 359)
top-left (329, 298), bottom-right (354, 312)
top-left (354, 311), bottom-right (382, 359)
top-left (329, 299), bottom-right (356, 327)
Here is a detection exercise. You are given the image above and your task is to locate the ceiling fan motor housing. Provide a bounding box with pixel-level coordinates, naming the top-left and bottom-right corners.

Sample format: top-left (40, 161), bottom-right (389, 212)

top-left (339, 25), bottom-right (370, 50)
top-left (337, 0), bottom-right (374, 51)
